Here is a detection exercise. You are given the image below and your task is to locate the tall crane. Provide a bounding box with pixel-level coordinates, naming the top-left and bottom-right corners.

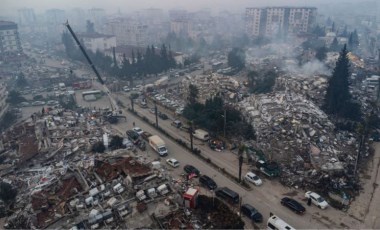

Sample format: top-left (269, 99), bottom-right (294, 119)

top-left (64, 21), bottom-right (120, 113)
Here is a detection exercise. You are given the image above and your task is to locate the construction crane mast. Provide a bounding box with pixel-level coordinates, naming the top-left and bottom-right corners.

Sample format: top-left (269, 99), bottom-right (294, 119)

top-left (64, 21), bottom-right (120, 113)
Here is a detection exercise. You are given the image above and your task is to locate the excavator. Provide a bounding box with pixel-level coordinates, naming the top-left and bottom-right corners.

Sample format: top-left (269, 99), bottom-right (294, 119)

top-left (64, 21), bottom-right (126, 123)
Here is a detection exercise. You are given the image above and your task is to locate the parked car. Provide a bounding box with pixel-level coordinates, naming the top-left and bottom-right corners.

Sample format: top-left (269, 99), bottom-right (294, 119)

top-left (126, 130), bottom-right (140, 144)
top-left (244, 172), bottom-right (262, 186)
top-left (132, 127), bottom-right (144, 135)
top-left (199, 175), bottom-right (217, 190)
top-left (240, 204), bottom-right (263, 223)
top-left (171, 120), bottom-right (182, 128)
top-left (208, 139), bottom-right (225, 151)
top-left (305, 191), bottom-right (329, 209)
top-left (141, 131), bottom-right (152, 141)
top-left (281, 197), bottom-right (306, 214)
top-left (183, 165), bottom-right (200, 177)
top-left (158, 112), bottom-right (168, 120)
top-left (149, 108), bottom-right (156, 114)
top-left (166, 158), bottom-right (180, 168)
top-left (19, 102), bottom-right (30, 107)
top-left (215, 187), bottom-right (239, 204)
top-left (32, 101), bottom-right (46, 106)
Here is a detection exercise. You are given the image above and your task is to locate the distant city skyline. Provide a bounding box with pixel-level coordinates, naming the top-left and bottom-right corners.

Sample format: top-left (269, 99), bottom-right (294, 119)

top-left (1, 0), bottom-right (377, 16)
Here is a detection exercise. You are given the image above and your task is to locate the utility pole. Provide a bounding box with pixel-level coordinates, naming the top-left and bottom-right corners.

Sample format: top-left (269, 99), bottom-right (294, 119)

top-left (223, 109), bottom-right (226, 138)
top-left (154, 100), bottom-right (158, 128)
top-left (238, 144), bottom-right (244, 183)
top-left (239, 196), bottom-right (242, 218)
top-left (189, 120), bottom-right (194, 152)
top-left (130, 97), bottom-right (134, 112)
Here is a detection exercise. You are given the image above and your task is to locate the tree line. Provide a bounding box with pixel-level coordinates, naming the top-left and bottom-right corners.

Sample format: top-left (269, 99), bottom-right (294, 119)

top-left (183, 84), bottom-right (255, 140)
top-left (62, 32), bottom-right (177, 85)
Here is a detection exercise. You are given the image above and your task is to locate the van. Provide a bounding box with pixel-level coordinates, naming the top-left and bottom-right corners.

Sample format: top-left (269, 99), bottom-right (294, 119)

top-left (215, 187), bottom-right (239, 204)
top-left (193, 129), bottom-right (210, 141)
top-left (171, 120), bottom-right (182, 128)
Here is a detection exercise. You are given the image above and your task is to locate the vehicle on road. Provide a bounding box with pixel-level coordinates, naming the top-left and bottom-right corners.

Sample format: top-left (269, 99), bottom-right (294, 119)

top-left (183, 165), bottom-right (200, 177)
top-left (141, 131), bottom-right (152, 141)
top-left (166, 158), bottom-right (179, 168)
top-left (193, 129), bottom-right (210, 141)
top-left (158, 112), bottom-right (168, 120)
top-left (208, 138), bottom-right (225, 151)
top-left (149, 108), bottom-right (156, 114)
top-left (171, 120), bottom-right (182, 128)
top-left (148, 135), bottom-right (168, 156)
top-left (240, 204), bottom-right (263, 223)
top-left (280, 197), bottom-right (305, 214)
top-left (19, 102), bottom-right (30, 107)
top-left (126, 130), bottom-right (140, 145)
top-left (132, 127), bottom-right (144, 135)
top-left (32, 101), bottom-right (46, 106)
top-left (199, 175), bottom-right (217, 190)
top-left (267, 214), bottom-right (295, 230)
top-left (244, 172), bottom-right (262, 186)
top-left (215, 187), bottom-right (239, 204)
top-left (305, 191), bottom-right (329, 209)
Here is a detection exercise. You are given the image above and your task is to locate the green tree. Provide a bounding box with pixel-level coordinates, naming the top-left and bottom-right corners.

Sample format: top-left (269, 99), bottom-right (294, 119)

top-left (323, 44), bottom-right (362, 121)
top-left (6, 90), bottom-right (26, 105)
top-left (0, 182), bottom-right (17, 204)
top-left (228, 47), bottom-right (245, 70)
top-left (330, 37), bottom-right (341, 52)
top-left (86, 20), bottom-right (95, 33)
top-left (188, 84), bottom-right (199, 106)
top-left (16, 73), bottom-right (28, 88)
top-left (315, 46), bottom-right (328, 61)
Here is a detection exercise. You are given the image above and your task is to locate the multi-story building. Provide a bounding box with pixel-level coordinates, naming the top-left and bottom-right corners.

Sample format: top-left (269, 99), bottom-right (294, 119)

top-left (17, 8), bottom-right (36, 27)
top-left (245, 7), bottom-right (317, 38)
top-left (105, 18), bottom-right (148, 47)
top-left (0, 83), bottom-right (8, 120)
top-left (45, 9), bottom-right (66, 41)
top-left (170, 20), bottom-right (192, 36)
top-left (88, 8), bottom-right (106, 32)
top-left (79, 33), bottom-right (116, 53)
top-left (0, 21), bottom-right (22, 58)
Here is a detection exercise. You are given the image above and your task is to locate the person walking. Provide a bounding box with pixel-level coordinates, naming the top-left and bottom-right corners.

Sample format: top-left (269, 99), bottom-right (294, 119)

top-left (133, 121), bottom-right (135, 127)
top-left (307, 197), bottom-right (312, 206)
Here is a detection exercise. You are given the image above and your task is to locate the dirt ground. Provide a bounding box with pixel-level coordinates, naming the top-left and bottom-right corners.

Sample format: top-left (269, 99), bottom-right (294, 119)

top-left (347, 142), bottom-right (380, 229)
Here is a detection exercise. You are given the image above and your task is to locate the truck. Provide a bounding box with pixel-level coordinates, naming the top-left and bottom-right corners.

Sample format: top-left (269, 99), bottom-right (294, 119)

top-left (148, 135), bottom-right (168, 156)
top-left (193, 129), bottom-right (210, 141)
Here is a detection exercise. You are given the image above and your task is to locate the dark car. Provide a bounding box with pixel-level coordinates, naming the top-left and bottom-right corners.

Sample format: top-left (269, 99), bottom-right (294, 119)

top-left (208, 139), bottom-right (225, 151)
top-left (199, 175), bottom-right (217, 190)
top-left (215, 187), bottom-right (239, 204)
top-left (126, 130), bottom-right (140, 144)
top-left (281, 197), bottom-right (306, 214)
top-left (184, 165), bottom-right (200, 177)
top-left (158, 112), bottom-right (168, 120)
top-left (241, 204), bottom-right (263, 223)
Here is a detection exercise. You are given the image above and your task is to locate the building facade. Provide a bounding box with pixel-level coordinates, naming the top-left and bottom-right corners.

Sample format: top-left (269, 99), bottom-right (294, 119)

top-left (0, 21), bottom-right (23, 58)
top-left (105, 18), bottom-right (148, 47)
top-left (245, 7), bottom-right (317, 38)
top-left (80, 33), bottom-right (116, 53)
top-left (0, 83), bottom-right (8, 120)
top-left (17, 8), bottom-right (36, 27)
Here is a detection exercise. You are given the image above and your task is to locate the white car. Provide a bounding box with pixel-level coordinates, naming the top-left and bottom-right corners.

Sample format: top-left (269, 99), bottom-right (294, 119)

top-left (305, 191), bottom-right (329, 209)
top-left (132, 127), bottom-right (144, 135)
top-left (244, 172), bottom-right (262, 186)
top-left (166, 158), bottom-right (180, 168)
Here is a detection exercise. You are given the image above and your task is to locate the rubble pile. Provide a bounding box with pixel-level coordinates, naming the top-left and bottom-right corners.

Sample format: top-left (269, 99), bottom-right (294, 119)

top-left (180, 73), bottom-right (240, 103)
top-left (238, 92), bottom-right (359, 188)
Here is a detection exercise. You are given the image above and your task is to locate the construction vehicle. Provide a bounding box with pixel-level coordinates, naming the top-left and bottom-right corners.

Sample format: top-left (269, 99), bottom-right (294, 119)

top-left (64, 21), bottom-right (121, 116)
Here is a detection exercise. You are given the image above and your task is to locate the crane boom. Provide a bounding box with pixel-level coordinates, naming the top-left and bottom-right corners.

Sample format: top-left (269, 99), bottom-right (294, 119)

top-left (64, 21), bottom-right (119, 112)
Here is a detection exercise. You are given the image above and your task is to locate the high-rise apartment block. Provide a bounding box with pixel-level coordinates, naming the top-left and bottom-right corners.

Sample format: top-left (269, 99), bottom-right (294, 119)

top-left (245, 7), bottom-right (317, 37)
top-left (0, 21), bottom-right (22, 57)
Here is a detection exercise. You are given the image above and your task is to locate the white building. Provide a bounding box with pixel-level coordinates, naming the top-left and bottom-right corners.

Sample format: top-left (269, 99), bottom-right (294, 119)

top-left (17, 8), bottom-right (36, 27)
top-left (105, 18), bottom-right (148, 47)
top-left (170, 20), bottom-right (192, 36)
top-left (0, 21), bottom-right (22, 57)
top-left (0, 83), bottom-right (8, 120)
top-left (245, 7), bottom-right (317, 38)
top-left (79, 33), bottom-right (116, 53)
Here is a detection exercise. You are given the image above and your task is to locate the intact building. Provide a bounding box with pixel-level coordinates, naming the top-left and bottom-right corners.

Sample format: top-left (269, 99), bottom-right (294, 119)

top-left (0, 21), bottom-right (23, 57)
top-left (105, 18), bottom-right (148, 47)
top-left (17, 8), bottom-right (36, 26)
top-left (79, 33), bottom-right (116, 53)
top-left (245, 7), bottom-right (317, 38)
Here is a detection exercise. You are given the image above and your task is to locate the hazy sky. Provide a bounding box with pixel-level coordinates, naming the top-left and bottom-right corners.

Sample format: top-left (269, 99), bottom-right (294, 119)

top-left (1, 0), bottom-right (377, 16)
